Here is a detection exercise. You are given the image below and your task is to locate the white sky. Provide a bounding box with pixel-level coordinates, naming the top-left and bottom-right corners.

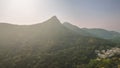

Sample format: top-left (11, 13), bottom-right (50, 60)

top-left (0, 0), bottom-right (62, 25)
top-left (0, 0), bottom-right (120, 32)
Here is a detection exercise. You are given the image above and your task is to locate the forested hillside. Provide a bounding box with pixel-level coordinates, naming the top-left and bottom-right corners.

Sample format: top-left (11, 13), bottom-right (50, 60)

top-left (0, 16), bottom-right (119, 68)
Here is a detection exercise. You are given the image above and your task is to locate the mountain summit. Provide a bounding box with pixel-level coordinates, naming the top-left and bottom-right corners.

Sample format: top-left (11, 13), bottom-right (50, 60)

top-left (44, 16), bottom-right (61, 25)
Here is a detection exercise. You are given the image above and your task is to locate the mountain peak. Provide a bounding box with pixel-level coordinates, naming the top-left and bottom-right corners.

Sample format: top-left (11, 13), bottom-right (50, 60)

top-left (44, 16), bottom-right (61, 24)
top-left (51, 16), bottom-right (58, 19)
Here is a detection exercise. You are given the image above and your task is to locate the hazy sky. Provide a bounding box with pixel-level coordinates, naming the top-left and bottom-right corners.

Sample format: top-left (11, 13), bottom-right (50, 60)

top-left (0, 0), bottom-right (120, 32)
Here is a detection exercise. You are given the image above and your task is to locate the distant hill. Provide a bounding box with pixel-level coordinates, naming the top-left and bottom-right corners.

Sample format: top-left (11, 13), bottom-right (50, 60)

top-left (82, 28), bottom-right (120, 39)
top-left (63, 22), bottom-right (120, 43)
top-left (0, 16), bottom-right (118, 68)
top-left (63, 22), bottom-right (93, 36)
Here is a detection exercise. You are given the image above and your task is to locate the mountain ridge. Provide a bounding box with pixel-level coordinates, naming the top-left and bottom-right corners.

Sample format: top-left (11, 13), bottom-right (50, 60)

top-left (0, 16), bottom-right (119, 33)
top-left (0, 16), bottom-right (120, 41)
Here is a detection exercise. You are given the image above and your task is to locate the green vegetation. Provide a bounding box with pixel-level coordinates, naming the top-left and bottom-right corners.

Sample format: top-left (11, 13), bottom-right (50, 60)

top-left (0, 16), bottom-right (119, 68)
top-left (88, 47), bottom-right (120, 68)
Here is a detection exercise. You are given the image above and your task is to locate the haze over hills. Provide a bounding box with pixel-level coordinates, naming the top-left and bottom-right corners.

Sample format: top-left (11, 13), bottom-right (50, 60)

top-left (63, 22), bottom-right (120, 44)
top-left (63, 22), bottom-right (120, 41)
top-left (0, 16), bottom-right (119, 68)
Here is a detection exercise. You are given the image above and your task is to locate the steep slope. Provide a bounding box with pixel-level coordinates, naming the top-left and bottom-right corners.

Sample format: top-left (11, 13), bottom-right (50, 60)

top-left (63, 22), bottom-right (93, 36)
